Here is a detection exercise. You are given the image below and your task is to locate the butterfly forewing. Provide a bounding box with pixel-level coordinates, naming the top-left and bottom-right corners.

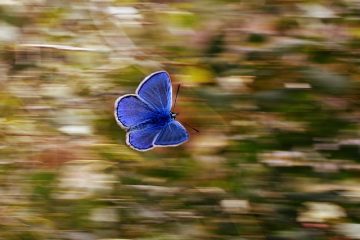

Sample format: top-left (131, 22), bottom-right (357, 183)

top-left (115, 95), bottom-right (156, 129)
top-left (137, 71), bottom-right (172, 112)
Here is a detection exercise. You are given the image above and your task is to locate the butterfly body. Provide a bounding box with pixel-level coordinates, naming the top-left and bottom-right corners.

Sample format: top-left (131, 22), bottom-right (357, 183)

top-left (129, 112), bottom-right (172, 131)
top-left (114, 71), bottom-right (189, 151)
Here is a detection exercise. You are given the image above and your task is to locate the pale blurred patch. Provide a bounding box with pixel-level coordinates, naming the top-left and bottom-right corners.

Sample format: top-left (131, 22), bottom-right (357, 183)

top-left (90, 207), bottom-right (118, 222)
top-left (59, 125), bottom-right (93, 136)
top-left (54, 160), bottom-right (116, 200)
top-left (297, 202), bottom-right (346, 223)
top-left (217, 75), bottom-right (254, 93)
top-left (220, 199), bottom-right (250, 214)
top-left (190, 132), bottom-right (228, 155)
top-left (260, 151), bottom-right (306, 167)
top-left (298, 4), bottom-right (336, 18)
top-left (0, 22), bottom-right (20, 42)
top-left (335, 223), bottom-right (360, 239)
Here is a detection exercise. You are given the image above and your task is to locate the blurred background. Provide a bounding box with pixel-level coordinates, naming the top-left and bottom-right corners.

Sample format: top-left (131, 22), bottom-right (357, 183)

top-left (0, 0), bottom-right (360, 239)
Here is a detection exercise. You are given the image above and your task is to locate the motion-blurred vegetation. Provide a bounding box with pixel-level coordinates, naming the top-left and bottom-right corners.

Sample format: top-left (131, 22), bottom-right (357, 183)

top-left (0, 0), bottom-right (359, 239)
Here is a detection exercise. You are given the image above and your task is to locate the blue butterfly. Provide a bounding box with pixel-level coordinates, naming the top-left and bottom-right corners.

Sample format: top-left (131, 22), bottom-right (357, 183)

top-left (114, 71), bottom-right (189, 151)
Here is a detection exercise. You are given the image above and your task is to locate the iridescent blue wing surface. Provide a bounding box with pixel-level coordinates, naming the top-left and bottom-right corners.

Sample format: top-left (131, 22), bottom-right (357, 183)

top-left (136, 71), bottom-right (172, 112)
top-left (154, 121), bottom-right (189, 146)
top-left (114, 95), bottom-right (156, 129)
top-left (127, 124), bottom-right (163, 151)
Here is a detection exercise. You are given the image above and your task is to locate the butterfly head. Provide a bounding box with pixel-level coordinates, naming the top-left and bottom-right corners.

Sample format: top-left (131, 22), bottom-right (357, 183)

top-left (171, 112), bottom-right (177, 119)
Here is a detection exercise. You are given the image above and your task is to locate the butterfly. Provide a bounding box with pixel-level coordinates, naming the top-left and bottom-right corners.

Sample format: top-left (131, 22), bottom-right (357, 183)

top-left (114, 71), bottom-right (189, 151)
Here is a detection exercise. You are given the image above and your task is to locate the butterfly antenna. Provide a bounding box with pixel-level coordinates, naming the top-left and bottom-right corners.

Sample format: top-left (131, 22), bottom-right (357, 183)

top-left (183, 121), bottom-right (200, 133)
top-left (173, 84), bottom-right (181, 110)
top-left (172, 84), bottom-right (199, 133)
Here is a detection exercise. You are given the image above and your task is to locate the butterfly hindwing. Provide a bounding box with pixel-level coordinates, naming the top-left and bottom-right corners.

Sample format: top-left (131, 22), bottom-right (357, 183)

top-left (127, 124), bottom-right (163, 151)
top-left (137, 71), bottom-right (172, 112)
top-left (115, 95), bottom-right (155, 128)
top-left (154, 121), bottom-right (189, 146)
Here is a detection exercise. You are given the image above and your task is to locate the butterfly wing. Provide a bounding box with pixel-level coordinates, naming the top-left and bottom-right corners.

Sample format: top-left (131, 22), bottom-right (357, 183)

top-left (115, 71), bottom-right (188, 151)
top-left (154, 121), bottom-right (189, 146)
top-left (127, 123), bottom-right (163, 151)
top-left (114, 95), bottom-right (155, 129)
top-left (115, 95), bottom-right (164, 151)
top-left (136, 71), bottom-right (172, 112)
